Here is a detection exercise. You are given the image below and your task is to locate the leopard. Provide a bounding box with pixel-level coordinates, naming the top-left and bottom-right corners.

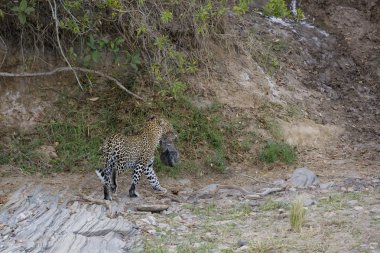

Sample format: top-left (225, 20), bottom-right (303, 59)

top-left (96, 116), bottom-right (176, 200)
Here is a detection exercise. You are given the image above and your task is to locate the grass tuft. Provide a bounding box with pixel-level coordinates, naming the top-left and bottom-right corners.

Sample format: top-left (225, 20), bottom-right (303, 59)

top-left (289, 198), bottom-right (305, 232)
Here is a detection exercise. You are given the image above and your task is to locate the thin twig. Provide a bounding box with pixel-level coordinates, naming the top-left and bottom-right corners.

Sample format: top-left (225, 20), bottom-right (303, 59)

top-left (48, 0), bottom-right (83, 90)
top-left (244, 187), bottom-right (285, 199)
top-left (0, 36), bottom-right (8, 69)
top-left (0, 67), bottom-right (144, 100)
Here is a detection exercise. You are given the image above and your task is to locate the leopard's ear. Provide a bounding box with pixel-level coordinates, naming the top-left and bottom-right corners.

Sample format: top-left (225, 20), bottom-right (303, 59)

top-left (159, 118), bottom-right (167, 126)
top-left (147, 115), bottom-right (156, 121)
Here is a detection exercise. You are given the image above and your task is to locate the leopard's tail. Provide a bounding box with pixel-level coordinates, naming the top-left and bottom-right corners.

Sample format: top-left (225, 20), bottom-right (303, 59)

top-left (96, 168), bottom-right (107, 184)
top-left (97, 152), bottom-right (118, 184)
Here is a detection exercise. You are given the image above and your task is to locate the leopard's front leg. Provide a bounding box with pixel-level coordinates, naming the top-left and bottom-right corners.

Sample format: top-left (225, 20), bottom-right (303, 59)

top-left (144, 159), bottom-right (167, 194)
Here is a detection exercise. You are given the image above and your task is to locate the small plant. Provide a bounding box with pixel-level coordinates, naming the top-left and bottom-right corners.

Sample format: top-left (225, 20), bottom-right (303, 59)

top-left (295, 8), bottom-right (305, 21)
top-left (259, 140), bottom-right (297, 164)
top-left (233, 0), bottom-right (252, 15)
top-left (289, 198), bottom-right (305, 232)
top-left (263, 0), bottom-right (290, 18)
top-left (206, 149), bottom-right (226, 172)
top-left (12, 0), bottom-right (35, 25)
top-left (195, 2), bottom-right (213, 34)
top-left (159, 80), bottom-right (186, 100)
top-left (84, 35), bottom-right (102, 63)
top-left (125, 51), bottom-right (141, 72)
top-left (154, 35), bottom-right (169, 50)
top-left (160, 10), bottom-right (173, 23)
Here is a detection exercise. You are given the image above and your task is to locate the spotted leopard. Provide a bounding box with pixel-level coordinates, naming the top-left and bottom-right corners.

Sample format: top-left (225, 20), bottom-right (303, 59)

top-left (96, 116), bottom-right (175, 200)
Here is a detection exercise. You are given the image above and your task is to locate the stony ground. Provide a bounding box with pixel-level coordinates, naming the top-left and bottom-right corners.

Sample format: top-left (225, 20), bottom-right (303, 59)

top-left (0, 168), bottom-right (379, 253)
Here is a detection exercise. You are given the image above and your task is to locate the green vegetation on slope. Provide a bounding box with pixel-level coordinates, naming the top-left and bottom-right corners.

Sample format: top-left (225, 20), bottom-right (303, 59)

top-left (0, 0), bottom-right (299, 175)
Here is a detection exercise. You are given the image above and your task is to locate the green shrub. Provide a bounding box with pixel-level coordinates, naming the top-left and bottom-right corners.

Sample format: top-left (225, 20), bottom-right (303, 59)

top-left (259, 140), bottom-right (297, 164)
top-left (263, 0), bottom-right (290, 18)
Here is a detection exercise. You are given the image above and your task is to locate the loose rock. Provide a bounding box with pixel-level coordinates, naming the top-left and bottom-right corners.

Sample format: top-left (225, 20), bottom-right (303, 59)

top-left (370, 205), bottom-right (380, 214)
top-left (289, 167), bottom-right (320, 188)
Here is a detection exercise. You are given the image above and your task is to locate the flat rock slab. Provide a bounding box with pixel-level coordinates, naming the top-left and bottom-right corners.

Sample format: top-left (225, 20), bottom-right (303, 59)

top-left (0, 185), bottom-right (140, 253)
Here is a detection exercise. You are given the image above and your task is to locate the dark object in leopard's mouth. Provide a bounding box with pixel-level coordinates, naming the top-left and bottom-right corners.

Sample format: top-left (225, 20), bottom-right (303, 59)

top-left (160, 136), bottom-right (180, 167)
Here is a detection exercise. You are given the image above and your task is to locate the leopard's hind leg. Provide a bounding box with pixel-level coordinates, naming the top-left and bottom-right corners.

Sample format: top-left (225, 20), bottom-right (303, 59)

top-left (96, 168), bottom-right (113, 200)
top-left (96, 154), bottom-right (118, 200)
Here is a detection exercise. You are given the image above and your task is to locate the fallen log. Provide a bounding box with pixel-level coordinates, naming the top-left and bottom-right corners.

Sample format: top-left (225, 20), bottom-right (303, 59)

top-left (135, 204), bottom-right (169, 212)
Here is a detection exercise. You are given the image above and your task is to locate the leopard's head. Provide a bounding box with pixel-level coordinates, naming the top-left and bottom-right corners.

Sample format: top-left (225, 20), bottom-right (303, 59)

top-left (146, 115), bottom-right (176, 139)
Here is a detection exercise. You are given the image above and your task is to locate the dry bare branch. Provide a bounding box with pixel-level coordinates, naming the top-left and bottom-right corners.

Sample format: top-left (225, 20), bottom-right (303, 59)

top-left (0, 36), bottom-right (7, 69)
top-left (0, 67), bottom-right (144, 100)
top-left (48, 0), bottom-right (83, 90)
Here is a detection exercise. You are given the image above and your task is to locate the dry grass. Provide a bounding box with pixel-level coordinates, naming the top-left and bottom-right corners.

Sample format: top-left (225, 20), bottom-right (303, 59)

top-left (289, 198), bottom-right (305, 232)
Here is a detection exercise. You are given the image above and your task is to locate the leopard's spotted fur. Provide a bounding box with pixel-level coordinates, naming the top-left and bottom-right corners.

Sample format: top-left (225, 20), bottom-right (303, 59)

top-left (96, 116), bottom-right (175, 200)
